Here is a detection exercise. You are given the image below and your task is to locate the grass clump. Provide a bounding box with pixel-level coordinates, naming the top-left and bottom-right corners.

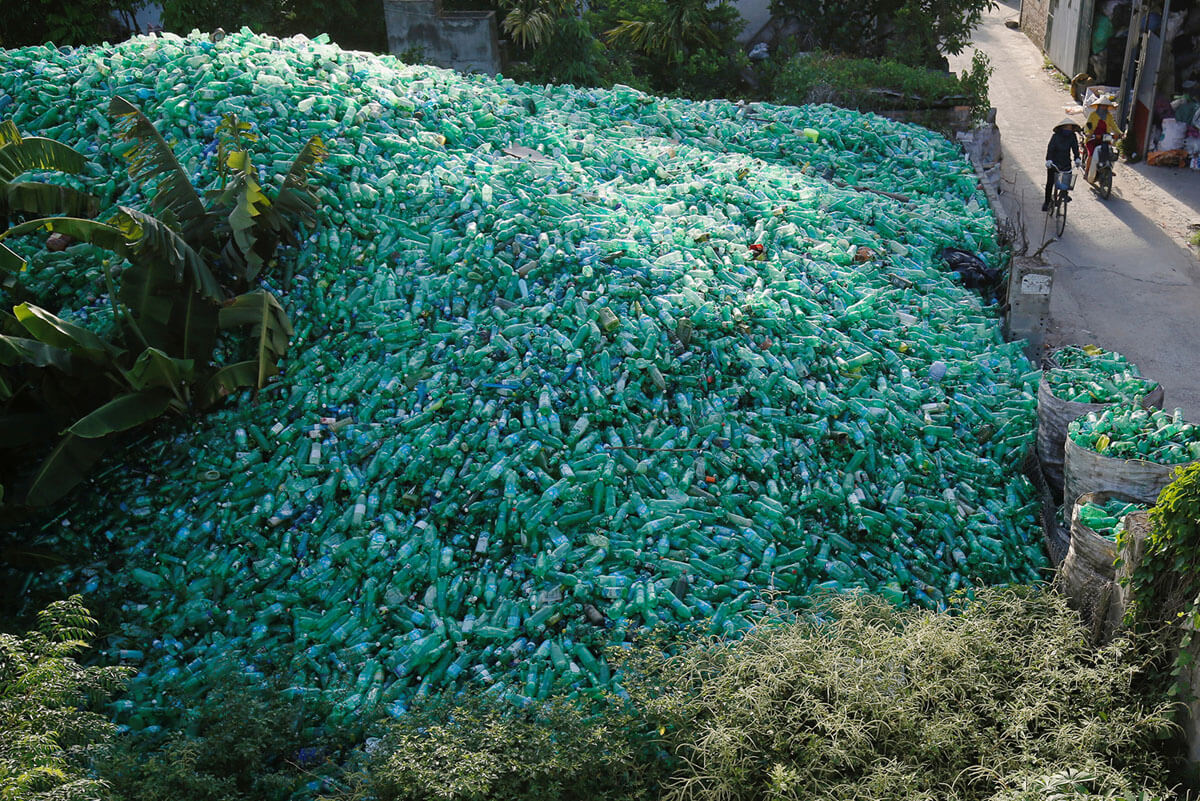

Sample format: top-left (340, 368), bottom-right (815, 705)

top-left (348, 587), bottom-right (1178, 801)
top-left (629, 587), bottom-right (1177, 800)
top-left (768, 51), bottom-right (980, 112)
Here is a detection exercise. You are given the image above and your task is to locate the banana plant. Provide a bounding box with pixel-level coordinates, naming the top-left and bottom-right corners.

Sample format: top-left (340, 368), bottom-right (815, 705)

top-left (0, 119), bottom-right (100, 275)
top-left (0, 299), bottom-right (193, 506)
top-left (0, 98), bottom-right (327, 509)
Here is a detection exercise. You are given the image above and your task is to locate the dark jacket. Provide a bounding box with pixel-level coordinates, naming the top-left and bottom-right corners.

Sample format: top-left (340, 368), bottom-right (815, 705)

top-left (1046, 128), bottom-right (1080, 170)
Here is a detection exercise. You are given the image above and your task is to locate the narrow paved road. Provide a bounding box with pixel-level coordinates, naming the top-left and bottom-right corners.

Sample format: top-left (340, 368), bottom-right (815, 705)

top-left (950, 0), bottom-right (1200, 419)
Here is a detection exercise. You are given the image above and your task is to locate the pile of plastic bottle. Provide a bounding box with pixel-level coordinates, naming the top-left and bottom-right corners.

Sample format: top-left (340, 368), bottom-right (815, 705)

top-left (2, 30), bottom-right (1043, 727)
top-left (1044, 346), bottom-right (1158, 404)
top-left (1075, 498), bottom-right (1147, 540)
top-left (1045, 370), bottom-right (1159, 405)
top-left (1070, 406), bottom-right (1200, 464)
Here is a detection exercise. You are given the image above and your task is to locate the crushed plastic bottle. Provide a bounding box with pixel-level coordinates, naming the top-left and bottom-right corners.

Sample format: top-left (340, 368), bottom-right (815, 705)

top-left (1076, 498), bottom-right (1147, 540)
top-left (1044, 346), bottom-right (1158, 404)
top-left (1070, 406), bottom-right (1200, 464)
top-left (2, 30), bottom-right (1044, 730)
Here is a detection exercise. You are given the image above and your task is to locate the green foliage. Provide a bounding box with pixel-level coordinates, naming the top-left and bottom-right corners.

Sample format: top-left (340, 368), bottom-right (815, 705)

top-left (962, 50), bottom-right (993, 123)
top-left (770, 0), bottom-right (995, 67)
top-left (593, 0), bottom-right (746, 97)
top-left (0, 595), bottom-right (131, 801)
top-left (345, 589), bottom-right (1177, 801)
top-left (0, 120), bottom-right (99, 272)
top-left (624, 588), bottom-right (1177, 800)
top-left (499, 0), bottom-right (575, 50)
top-left (347, 693), bottom-right (666, 801)
top-left (0, 0), bottom-right (140, 47)
top-left (527, 14), bottom-right (607, 87)
top-left (0, 103), bottom-right (320, 511)
top-left (1118, 463), bottom-right (1200, 693)
top-left (101, 678), bottom-right (340, 801)
top-left (160, 0), bottom-right (386, 53)
top-left (768, 51), bottom-right (972, 111)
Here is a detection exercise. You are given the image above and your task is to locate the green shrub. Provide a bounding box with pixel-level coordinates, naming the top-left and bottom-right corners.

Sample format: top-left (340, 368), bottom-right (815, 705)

top-left (352, 693), bottom-right (666, 801)
top-left (769, 0), bottom-right (992, 68)
top-left (101, 677), bottom-right (345, 801)
top-left (0, 595), bottom-right (131, 801)
top-left (347, 588), bottom-right (1177, 801)
top-left (768, 51), bottom-right (973, 112)
top-left (626, 587), bottom-right (1177, 801)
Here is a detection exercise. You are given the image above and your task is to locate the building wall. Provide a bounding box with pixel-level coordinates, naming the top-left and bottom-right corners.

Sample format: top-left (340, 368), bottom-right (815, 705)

top-left (384, 0), bottom-right (501, 75)
top-left (1022, 0), bottom-right (1052, 54)
top-left (733, 0), bottom-right (773, 44)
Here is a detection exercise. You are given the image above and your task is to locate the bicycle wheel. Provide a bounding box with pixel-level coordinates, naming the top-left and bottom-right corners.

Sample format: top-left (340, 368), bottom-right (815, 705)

top-left (1054, 191), bottom-right (1067, 236)
top-left (1098, 167), bottom-right (1112, 200)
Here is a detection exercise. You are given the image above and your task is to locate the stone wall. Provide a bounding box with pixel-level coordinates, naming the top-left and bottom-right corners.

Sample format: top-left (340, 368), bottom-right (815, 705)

top-left (1021, 0), bottom-right (1052, 53)
top-left (384, 0), bottom-right (500, 75)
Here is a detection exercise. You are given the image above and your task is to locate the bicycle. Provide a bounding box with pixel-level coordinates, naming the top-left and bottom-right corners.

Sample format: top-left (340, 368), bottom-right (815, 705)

top-left (1047, 166), bottom-right (1076, 236)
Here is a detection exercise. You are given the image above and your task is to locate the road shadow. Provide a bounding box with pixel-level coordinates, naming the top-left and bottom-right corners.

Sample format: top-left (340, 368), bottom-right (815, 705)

top-left (1124, 161), bottom-right (1200, 218)
top-left (997, 155), bottom-right (1192, 263)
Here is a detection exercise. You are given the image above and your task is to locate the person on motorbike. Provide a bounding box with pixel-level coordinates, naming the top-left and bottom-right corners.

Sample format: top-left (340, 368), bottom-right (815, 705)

top-left (1083, 95), bottom-right (1122, 183)
top-left (1044, 117), bottom-right (1082, 212)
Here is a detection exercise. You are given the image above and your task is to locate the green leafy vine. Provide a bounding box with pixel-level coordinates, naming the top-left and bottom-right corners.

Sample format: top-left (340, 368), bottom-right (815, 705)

top-left (1116, 462), bottom-right (1200, 694)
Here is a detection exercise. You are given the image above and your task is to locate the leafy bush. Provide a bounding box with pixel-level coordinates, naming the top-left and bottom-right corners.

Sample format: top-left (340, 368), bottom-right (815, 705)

top-left (1118, 462), bottom-right (1200, 694)
top-left (627, 587), bottom-right (1177, 801)
top-left (598, 0), bottom-right (746, 98)
top-left (768, 51), bottom-right (973, 112)
top-left (101, 676), bottom-right (345, 801)
top-left (0, 595), bottom-right (131, 801)
top-left (770, 0), bottom-right (993, 68)
top-left (0, 101), bottom-right (323, 513)
top-left (0, 0), bottom-right (140, 47)
top-left (351, 693), bottom-right (666, 801)
top-left (159, 0), bottom-right (386, 53)
top-left (346, 589), bottom-right (1177, 801)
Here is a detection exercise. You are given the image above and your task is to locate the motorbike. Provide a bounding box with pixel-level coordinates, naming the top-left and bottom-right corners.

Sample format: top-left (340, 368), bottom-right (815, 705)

top-left (1088, 133), bottom-right (1116, 200)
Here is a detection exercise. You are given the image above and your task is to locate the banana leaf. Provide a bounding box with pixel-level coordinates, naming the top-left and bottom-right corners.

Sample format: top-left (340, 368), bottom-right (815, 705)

top-left (168, 288), bottom-right (219, 364)
top-left (13, 303), bottom-right (117, 362)
top-left (108, 97), bottom-right (211, 241)
top-left (0, 121), bottom-right (87, 182)
top-left (199, 359), bottom-right (280, 408)
top-left (0, 372), bottom-right (11, 401)
top-left (0, 334), bottom-right (77, 372)
top-left (220, 168), bottom-right (273, 282)
top-left (67, 388), bottom-right (174, 438)
top-left (24, 432), bottom-right (113, 507)
top-left (117, 258), bottom-right (175, 351)
top-left (5, 181), bottom-right (100, 219)
top-left (118, 207), bottom-right (223, 301)
top-left (0, 120), bottom-right (18, 148)
top-left (0, 411), bottom-right (58, 447)
top-left (0, 241), bottom-right (23, 273)
top-left (1, 215), bottom-right (129, 255)
top-left (273, 135), bottom-right (328, 226)
top-left (219, 290), bottom-right (293, 388)
top-left (124, 347), bottom-right (193, 398)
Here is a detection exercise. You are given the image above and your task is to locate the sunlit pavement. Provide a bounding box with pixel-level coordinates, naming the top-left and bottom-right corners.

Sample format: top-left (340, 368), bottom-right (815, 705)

top-left (950, 0), bottom-right (1200, 418)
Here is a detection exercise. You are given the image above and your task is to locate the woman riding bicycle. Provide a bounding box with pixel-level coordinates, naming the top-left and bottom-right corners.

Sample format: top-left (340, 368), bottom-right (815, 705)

top-left (1043, 117), bottom-right (1082, 212)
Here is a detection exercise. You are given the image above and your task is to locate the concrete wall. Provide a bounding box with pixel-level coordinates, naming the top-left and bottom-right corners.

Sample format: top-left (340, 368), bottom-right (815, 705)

top-left (1021, 0), bottom-right (1052, 54)
top-left (733, 0), bottom-right (774, 44)
top-left (384, 0), bottom-right (501, 75)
